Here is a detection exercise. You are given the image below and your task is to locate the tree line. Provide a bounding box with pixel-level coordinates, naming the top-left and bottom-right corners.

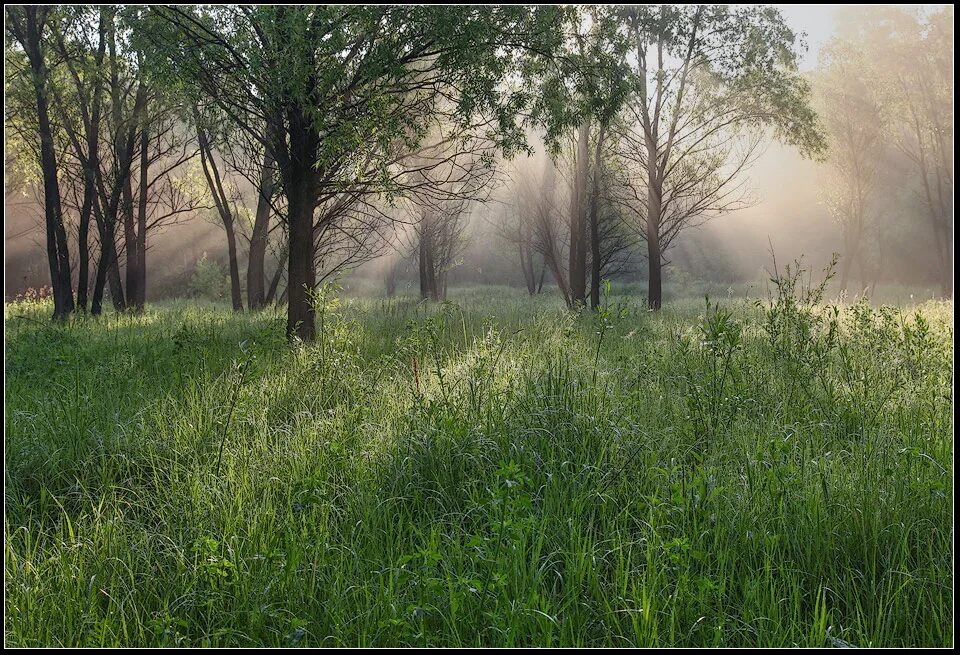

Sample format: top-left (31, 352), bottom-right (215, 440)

top-left (7, 5), bottom-right (948, 341)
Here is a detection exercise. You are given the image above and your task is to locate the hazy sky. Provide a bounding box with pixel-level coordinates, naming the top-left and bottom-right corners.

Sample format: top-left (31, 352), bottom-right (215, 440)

top-left (776, 4), bottom-right (947, 69)
top-left (773, 4), bottom-right (836, 69)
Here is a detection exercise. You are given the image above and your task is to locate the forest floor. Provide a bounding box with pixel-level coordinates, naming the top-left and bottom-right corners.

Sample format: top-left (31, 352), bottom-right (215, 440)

top-left (3, 281), bottom-right (954, 647)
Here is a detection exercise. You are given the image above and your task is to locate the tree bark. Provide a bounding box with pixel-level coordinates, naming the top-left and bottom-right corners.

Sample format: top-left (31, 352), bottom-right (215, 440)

top-left (122, 162), bottom-right (137, 309)
top-left (286, 188), bottom-right (316, 339)
top-left (247, 148), bottom-right (274, 310)
top-left (419, 214), bottom-right (437, 300)
top-left (77, 182), bottom-right (93, 312)
top-left (134, 120), bottom-right (149, 310)
top-left (646, 175), bottom-right (663, 310)
top-left (569, 120), bottom-right (591, 307)
top-left (19, 7), bottom-right (74, 319)
top-left (589, 123), bottom-right (607, 310)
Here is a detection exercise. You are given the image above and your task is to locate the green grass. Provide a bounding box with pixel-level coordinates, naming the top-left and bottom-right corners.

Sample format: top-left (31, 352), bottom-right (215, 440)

top-left (3, 280), bottom-right (953, 647)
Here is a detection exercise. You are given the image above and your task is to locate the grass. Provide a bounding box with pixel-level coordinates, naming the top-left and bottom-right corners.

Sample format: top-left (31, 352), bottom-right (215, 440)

top-left (3, 272), bottom-right (954, 647)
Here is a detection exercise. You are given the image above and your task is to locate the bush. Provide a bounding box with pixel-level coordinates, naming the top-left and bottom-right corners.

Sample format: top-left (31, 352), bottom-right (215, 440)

top-left (188, 253), bottom-right (229, 301)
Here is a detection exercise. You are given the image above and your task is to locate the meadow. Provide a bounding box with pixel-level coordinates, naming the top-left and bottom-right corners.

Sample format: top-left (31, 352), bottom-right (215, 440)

top-left (3, 270), bottom-right (954, 647)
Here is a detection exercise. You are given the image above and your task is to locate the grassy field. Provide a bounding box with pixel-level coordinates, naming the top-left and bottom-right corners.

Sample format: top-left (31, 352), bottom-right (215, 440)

top-left (4, 275), bottom-right (954, 647)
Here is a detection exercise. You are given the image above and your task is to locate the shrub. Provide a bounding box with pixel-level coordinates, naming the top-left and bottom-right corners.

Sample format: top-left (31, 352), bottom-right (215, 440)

top-left (188, 253), bottom-right (229, 301)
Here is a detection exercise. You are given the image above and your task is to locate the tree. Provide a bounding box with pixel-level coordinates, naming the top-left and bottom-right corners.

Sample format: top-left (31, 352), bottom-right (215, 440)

top-left (823, 5), bottom-right (953, 295)
top-left (528, 6), bottom-right (633, 309)
top-left (6, 6), bottom-right (75, 319)
top-left (144, 5), bottom-right (565, 341)
top-left (813, 38), bottom-right (886, 291)
top-left (885, 7), bottom-right (953, 295)
top-left (614, 5), bottom-right (824, 309)
top-left (401, 122), bottom-right (499, 301)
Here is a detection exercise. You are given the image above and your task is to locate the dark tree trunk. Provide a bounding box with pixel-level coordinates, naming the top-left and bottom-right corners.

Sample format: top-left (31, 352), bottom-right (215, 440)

top-left (520, 243), bottom-right (536, 295)
top-left (646, 137), bottom-right (663, 310)
top-left (122, 167), bottom-right (137, 309)
top-left (265, 254), bottom-right (285, 306)
top-left (91, 217), bottom-right (125, 314)
top-left (134, 121), bottom-right (149, 310)
top-left (569, 121), bottom-right (590, 307)
top-left (77, 182), bottom-right (93, 312)
top-left (646, 181), bottom-right (663, 310)
top-left (247, 148), bottom-right (274, 310)
top-left (419, 222), bottom-right (435, 300)
top-left (225, 220), bottom-right (244, 312)
top-left (91, 249), bottom-right (109, 315)
top-left (275, 102), bottom-right (320, 341)
top-left (286, 189), bottom-right (316, 339)
top-left (589, 123), bottom-right (607, 310)
top-left (20, 8), bottom-right (74, 319)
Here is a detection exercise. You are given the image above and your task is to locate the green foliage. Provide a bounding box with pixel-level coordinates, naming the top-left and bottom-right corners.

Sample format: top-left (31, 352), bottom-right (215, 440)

top-left (187, 254), bottom-right (230, 301)
top-left (3, 284), bottom-right (953, 647)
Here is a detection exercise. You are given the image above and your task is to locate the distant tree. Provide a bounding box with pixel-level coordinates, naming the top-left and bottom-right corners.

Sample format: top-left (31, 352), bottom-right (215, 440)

top-left (613, 5), bottom-right (825, 309)
top-left (824, 5), bottom-right (953, 295)
top-left (813, 39), bottom-right (886, 291)
top-left (886, 7), bottom-right (953, 295)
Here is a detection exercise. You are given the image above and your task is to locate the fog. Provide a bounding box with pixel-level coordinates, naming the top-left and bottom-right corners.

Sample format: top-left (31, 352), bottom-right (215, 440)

top-left (4, 4), bottom-right (952, 303)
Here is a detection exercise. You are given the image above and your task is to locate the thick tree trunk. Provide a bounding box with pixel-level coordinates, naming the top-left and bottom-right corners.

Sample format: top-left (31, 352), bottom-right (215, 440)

top-left (569, 121), bottom-right (591, 307)
top-left (22, 8), bottom-right (73, 319)
top-left (646, 178), bottom-right (663, 310)
top-left (589, 124), bottom-right (607, 310)
top-left (286, 190), bottom-right (316, 340)
top-left (247, 149), bottom-right (274, 310)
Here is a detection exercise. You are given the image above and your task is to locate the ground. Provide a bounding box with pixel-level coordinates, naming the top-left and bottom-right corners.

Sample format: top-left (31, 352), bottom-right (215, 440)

top-left (3, 282), bottom-right (954, 647)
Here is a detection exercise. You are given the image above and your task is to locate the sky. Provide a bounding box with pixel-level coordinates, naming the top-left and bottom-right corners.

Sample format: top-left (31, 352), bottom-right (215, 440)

top-left (775, 4), bottom-right (948, 69)
top-left (773, 4), bottom-right (837, 69)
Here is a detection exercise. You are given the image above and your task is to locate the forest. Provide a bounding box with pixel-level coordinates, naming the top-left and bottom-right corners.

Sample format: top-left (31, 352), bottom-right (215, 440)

top-left (3, 4), bottom-right (954, 648)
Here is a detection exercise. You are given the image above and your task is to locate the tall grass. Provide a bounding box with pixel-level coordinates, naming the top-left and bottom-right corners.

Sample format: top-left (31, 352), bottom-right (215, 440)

top-left (3, 274), bottom-right (953, 647)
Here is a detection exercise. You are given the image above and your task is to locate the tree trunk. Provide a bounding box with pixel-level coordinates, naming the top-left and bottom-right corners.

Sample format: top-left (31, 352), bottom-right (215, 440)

top-left (134, 121), bottom-right (149, 310)
top-left (122, 168), bottom-right (137, 309)
top-left (520, 243), bottom-right (536, 294)
top-left (385, 260), bottom-right (398, 297)
top-left (419, 211), bottom-right (439, 301)
top-left (646, 176), bottom-right (663, 310)
top-left (286, 190), bottom-right (316, 340)
top-left (589, 123), bottom-right (607, 310)
top-left (265, 254), bottom-right (285, 305)
top-left (21, 8), bottom-right (73, 319)
top-left (91, 250), bottom-right (109, 315)
top-left (569, 120), bottom-right (591, 307)
top-left (196, 116), bottom-right (244, 312)
top-left (77, 182), bottom-right (93, 312)
top-left (225, 220), bottom-right (244, 312)
top-left (247, 148), bottom-right (274, 310)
